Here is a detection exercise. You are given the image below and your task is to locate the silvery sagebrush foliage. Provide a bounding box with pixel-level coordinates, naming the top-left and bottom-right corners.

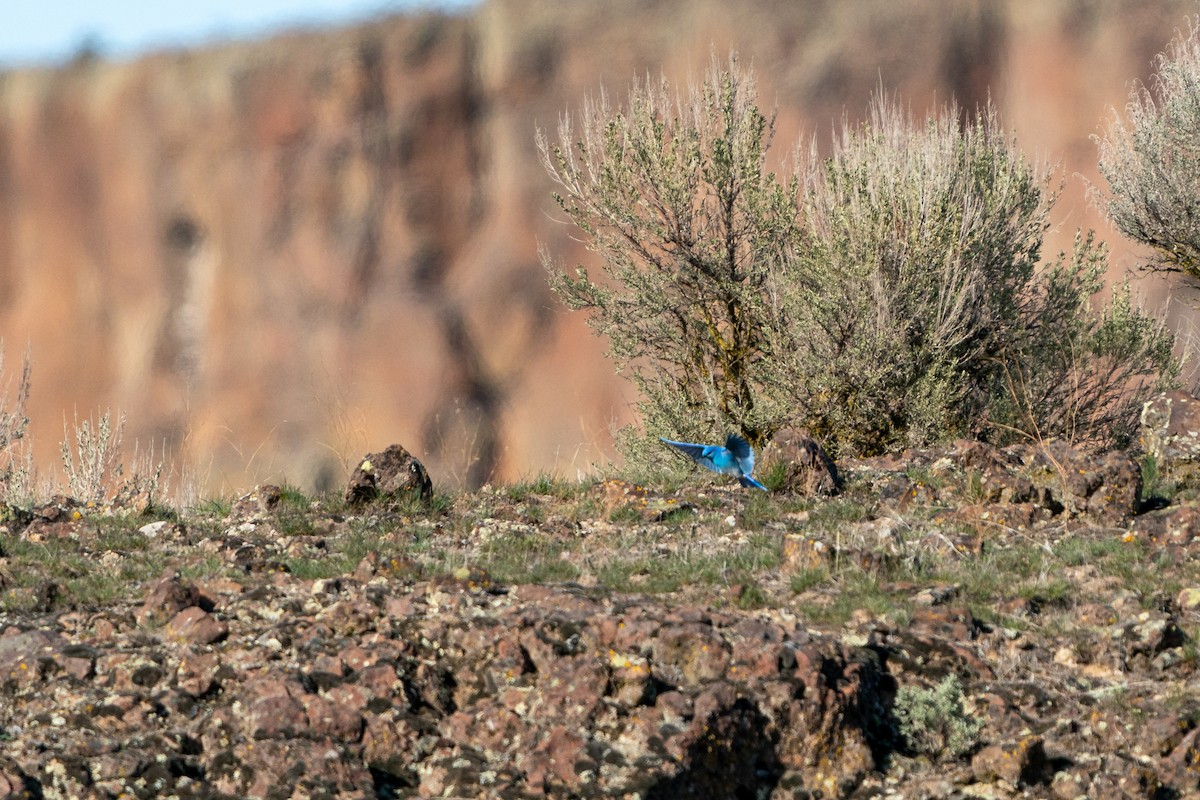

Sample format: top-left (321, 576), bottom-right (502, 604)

top-left (1096, 17), bottom-right (1200, 278)
top-left (538, 54), bottom-right (796, 466)
top-left (893, 674), bottom-right (984, 760)
top-left (540, 53), bottom-right (1178, 468)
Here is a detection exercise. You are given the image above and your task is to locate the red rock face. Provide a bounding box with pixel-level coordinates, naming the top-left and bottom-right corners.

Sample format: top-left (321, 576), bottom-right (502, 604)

top-left (0, 0), bottom-right (1191, 492)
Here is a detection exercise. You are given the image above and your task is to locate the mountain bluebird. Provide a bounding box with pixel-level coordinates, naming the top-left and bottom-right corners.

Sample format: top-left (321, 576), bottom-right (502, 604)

top-left (660, 434), bottom-right (768, 491)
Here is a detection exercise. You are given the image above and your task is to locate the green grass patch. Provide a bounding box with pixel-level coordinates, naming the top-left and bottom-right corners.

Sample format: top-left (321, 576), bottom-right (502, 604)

top-left (591, 531), bottom-right (782, 596)
top-left (0, 531), bottom-right (168, 611)
top-left (477, 533), bottom-right (580, 585)
top-left (794, 567), bottom-right (914, 627)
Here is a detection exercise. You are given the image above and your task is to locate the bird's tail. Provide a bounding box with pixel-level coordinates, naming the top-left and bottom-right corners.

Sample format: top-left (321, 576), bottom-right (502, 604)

top-left (739, 475), bottom-right (768, 491)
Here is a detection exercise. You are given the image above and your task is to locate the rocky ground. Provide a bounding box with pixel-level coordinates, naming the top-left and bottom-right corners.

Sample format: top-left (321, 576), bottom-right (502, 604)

top-left (2, 407), bottom-right (1200, 798)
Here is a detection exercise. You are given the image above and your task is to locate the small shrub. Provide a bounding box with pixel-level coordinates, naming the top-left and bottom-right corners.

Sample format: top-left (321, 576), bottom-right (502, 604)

top-left (0, 346), bottom-right (32, 504)
top-left (60, 410), bottom-right (170, 510)
top-left (1096, 17), bottom-right (1200, 277)
top-left (60, 409), bottom-right (125, 505)
top-left (1139, 451), bottom-right (1175, 505)
top-left (732, 576), bottom-right (769, 609)
top-left (789, 567), bottom-right (830, 594)
top-left (894, 673), bottom-right (984, 760)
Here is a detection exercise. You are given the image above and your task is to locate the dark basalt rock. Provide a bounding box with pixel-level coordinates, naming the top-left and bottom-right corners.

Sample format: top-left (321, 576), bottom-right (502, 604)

top-left (344, 444), bottom-right (433, 505)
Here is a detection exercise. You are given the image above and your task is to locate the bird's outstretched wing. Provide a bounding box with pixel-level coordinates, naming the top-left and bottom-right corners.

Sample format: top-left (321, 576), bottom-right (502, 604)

top-left (660, 437), bottom-right (720, 471)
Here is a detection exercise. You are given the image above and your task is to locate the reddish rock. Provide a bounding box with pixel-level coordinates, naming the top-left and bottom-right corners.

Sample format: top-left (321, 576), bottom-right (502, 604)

top-left (954, 441), bottom-right (1038, 504)
top-left (1133, 505), bottom-right (1200, 547)
top-left (526, 654), bottom-right (609, 726)
top-left (356, 663), bottom-right (400, 699)
top-left (650, 623), bottom-right (731, 688)
top-left (1142, 390), bottom-right (1200, 464)
top-left (318, 598), bottom-right (379, 636)
top-left (605, 645), bottom-right (651, 707)
top-left (908, 603), bottom-right (978, 642)
top-left (302, 694), bottom-right (365, 742)
top-left (763, 428), bottom-right (842, 496)
top-left (727, 618), bottom-right (788, 680)
top-left (1118, 612), bottom-right (1189, 664)
top-left (780, 532), bottom-right (832, 573)
top-left (241, 679), bottom-right (310, 740)
top-left (363, 714), bottom-right (426, 781)
top-left (176, 650), bottom-right (221, 696)
top-left (0, 628), bottom-right (64, 686)
top-left (165, 607), bottom-right (228, 645)
top-left (55, 644), bottom-right (97, 681)
top-left (136, 572), bottom-right (203, 627)
top-left (1143, 714), bottom-right (1197, 758)
top-left (227, 484), bottom-right (284, 520)
top-left (523, 725), bottom-right (592, 792)
top-left (1031, 442), bottom-right (1142, 522)
top-left (774, 644), bottom-right (881, 790)
top-left (215, 737), bottom-right (375, 798)
top-left (0, 761), bottom-right (35, 799)
top-left (971, 736), bottom-right (1049, 785)
top-left (1162, 726), bottom-right (1200, 792)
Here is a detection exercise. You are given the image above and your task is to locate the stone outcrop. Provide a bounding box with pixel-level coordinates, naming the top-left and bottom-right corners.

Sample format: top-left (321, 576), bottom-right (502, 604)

top-left (0, 0), bottom-right (1193, 491)
top-left (1143, 390), bottom-right (1200, 464)
top-left (344, 443), bottom-right (433, 505)
top-left (0, 559), bottom-right (895, 796)
top-left (762, 427), bottom-right (842, 496)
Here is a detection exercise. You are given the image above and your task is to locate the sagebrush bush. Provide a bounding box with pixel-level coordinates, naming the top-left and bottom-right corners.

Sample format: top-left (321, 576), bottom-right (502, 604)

top-left (784, 100), bottom-right (1177, 455)
top-left (58, 410), bottom-right (168, 511)
top-left (540, 54), bottom-right (1177, 466)
top-left (893, 673), bottom-right (983, 760)
top-left (538, 54), bottom-right (796, 457)
top-left (1096, 17), bottom-right (1200, 277)
top-left (61, 409), bottom-right (126, 505)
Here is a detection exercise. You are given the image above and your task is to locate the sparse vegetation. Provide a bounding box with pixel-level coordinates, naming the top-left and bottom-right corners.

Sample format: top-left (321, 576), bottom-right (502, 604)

top-left (1096, 17), bottom-right (1200, 278)
top-left (0, 346), bottom-right (33, 505)
top-left (60, 408), bottom-right (125, 505)
top-left (893, 674), bottom-right (984, 760)
top-left (57, 408), bottom-right (167, 511)
top-left (1139, 451), bottom-right (1176, 506)
top-left (540, 54), bottom-right (1178, 465)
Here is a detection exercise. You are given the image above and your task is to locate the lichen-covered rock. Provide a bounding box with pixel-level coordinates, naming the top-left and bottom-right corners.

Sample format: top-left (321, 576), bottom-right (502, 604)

top-left (136, 571), bottom-right (204, 627)
top-left (1048, 445), bottom-right (1142, 523)
top-left (344, 444), bottom-right (433, 505)
top-left (971, 736), bottom-right (1049, 786)
top-left (1142, 390), bottom-right (1200, 464)
top-left (764, 428), bottom-right (842, 496)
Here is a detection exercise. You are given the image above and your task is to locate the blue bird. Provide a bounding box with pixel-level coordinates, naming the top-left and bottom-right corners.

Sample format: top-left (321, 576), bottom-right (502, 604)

top-left (661, 434), bottom-right (768, 491)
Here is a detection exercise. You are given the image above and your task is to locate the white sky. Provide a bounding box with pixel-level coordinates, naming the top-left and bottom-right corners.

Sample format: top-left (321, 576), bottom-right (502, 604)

top-left (0, 0), bottom-right (480, 67)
